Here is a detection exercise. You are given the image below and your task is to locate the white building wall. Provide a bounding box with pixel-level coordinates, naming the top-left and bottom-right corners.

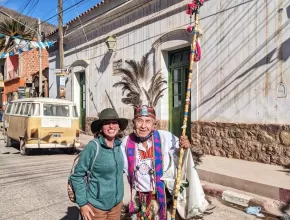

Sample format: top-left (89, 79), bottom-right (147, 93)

top-left (48, 0), bottom-right (290, 124)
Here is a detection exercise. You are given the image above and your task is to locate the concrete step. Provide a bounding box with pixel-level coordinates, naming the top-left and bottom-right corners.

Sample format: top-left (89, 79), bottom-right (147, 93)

top-left (196, 155), bottom-right (290, 203)
top-left (201, 180), bottom-right (289, 217)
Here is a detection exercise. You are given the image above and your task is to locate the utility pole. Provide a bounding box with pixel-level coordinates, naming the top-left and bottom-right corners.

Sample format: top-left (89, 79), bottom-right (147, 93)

top-left (58, 0), bottom-right (65, 99)
top-left (38, 18), bottom-right (43, 97)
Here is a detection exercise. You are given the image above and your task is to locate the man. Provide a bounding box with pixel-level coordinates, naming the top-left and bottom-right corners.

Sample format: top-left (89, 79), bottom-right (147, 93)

top-left (115, 53), bottom-right (211, 219)
top-left (121, 105), bottom-right (196, 220)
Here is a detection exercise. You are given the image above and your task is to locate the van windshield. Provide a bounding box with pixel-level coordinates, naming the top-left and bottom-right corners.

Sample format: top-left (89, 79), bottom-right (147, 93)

top-left (43, 104), bottom-right (70, 117)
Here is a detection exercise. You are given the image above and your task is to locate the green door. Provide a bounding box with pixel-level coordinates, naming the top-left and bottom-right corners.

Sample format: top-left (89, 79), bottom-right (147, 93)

top-left (80, 74), bottom-right (86, 131)
top-left (169, 49), bottom-right (191, 137)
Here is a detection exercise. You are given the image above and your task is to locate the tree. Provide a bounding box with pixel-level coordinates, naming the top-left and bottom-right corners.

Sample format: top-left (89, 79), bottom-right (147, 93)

top-left (0, 18), bottom-right (35, 53)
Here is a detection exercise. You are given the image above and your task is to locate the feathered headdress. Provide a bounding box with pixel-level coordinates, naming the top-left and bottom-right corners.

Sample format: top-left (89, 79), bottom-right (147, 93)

top-left (113, 53), bottom-right (167, 119)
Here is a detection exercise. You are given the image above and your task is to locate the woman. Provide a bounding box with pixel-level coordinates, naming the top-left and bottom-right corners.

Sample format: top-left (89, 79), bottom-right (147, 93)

top-left (70, 108), bottom-right (128, 220)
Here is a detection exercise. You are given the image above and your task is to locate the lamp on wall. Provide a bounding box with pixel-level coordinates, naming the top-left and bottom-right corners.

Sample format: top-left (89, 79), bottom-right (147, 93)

top-left (105, 35), bottom-right (116, 52)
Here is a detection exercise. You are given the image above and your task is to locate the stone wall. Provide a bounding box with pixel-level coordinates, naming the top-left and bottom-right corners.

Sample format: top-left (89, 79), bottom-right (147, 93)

top-left (191, 121), bottom-right (290, 166)
top-left (85, 118), bottom-right (290, 166)
top-left (85, 117), bottom-right (97, 135)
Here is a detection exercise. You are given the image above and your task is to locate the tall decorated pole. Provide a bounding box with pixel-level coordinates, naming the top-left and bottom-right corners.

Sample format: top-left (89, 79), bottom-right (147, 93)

top-left (171, 1), bottom-right (204, 219)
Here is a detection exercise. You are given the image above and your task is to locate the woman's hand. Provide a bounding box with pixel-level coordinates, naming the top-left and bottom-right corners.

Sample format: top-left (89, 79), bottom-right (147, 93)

top-left (80, 204), bottom-right (94, 220)
top-left (179, 135), bottom-right (191, 149)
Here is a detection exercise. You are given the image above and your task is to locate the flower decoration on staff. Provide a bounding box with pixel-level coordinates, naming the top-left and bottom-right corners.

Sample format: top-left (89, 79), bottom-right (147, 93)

top-left (185, 0), bottom-right (204, 63)
top-left (186, 0), bottom-right (204, 16)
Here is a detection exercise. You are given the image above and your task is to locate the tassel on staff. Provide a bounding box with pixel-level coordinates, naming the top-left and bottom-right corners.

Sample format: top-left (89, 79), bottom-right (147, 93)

top-left (171, 0), bottom-right (204, 219)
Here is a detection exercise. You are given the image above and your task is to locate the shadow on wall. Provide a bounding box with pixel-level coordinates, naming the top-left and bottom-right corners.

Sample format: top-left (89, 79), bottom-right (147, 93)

top-left (189, 0), bottom-right (290, 118)
top-left (94, 51), bottom-right (113, 88)
top-left (279, 37), bottom-right (290, 62)
top-left (193, 25), bottom-right (290, 119)
top-left (49, 0), bottom-right (254, 66)
top-left (60, 206), bottom-right (80, 220)
top-left (90, 51), bottom-right (114, 115)
top-left (95, 51), bottom-right (113, 74)
top-left (51, 0), bottom-right (185, 62)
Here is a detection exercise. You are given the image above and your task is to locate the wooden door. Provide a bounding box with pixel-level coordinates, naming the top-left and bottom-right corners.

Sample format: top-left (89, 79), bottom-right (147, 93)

top-left (169, 49), bottom-right (191, 137)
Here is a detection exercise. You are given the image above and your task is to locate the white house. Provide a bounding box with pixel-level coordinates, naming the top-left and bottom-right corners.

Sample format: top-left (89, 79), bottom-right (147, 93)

top-left (47, 0), bottom-right (290, 166)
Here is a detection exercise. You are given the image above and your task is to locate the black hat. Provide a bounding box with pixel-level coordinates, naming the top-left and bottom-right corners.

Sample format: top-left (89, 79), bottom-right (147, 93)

top-left (91, 108), bottom-right (128, 133)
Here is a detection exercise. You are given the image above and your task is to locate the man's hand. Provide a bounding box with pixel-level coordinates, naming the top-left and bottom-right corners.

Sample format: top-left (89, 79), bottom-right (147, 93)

top-left (179, 135), bottom-right (191, 148)
top-left (80, 204), bottom-right (94, 220)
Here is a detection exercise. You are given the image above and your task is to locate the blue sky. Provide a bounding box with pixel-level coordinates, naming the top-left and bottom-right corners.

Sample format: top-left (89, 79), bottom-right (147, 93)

top-left (0, 0), bottom-right (102, 26)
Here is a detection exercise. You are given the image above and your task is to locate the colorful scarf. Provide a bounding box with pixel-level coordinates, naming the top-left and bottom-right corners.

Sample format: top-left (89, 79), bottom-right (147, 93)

top-left (127, 130), bottom-right (166, 220)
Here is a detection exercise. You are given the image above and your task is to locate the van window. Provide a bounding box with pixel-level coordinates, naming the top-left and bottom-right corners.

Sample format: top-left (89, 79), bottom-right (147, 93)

top-left (16, 103), bottom-right (23, 114)
top-left (5, 103), bottom-right (12, 114)
top-left (73, 106), bottom-right (78, 117)
top-left (29, 103), bottom-right (40, 116)
top-left (11, 103), bottom-right (16, 114)
top-left (12, 103), bottom-right (21, 114)
top-left (20, 103), bottom-right (26, 115)
top-left (43, 104), bottom-right (70, 117)
top-left (24, 103), bottom-right (31, 115)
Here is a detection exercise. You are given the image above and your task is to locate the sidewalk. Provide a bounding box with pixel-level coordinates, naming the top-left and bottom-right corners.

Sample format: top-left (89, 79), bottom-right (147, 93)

top-left (197, 155), bottom-right (290, 202)
top-left (197, 155), bottom-right (290, 217)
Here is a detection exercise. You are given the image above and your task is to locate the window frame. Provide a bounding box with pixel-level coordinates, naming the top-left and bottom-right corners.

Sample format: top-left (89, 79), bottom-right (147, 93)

top-left (29, 103), bottom-right (40, 116)
top-left (43, 104), bottom-right (70, 117)
top-left (5, 103), bottom-right (12, 114)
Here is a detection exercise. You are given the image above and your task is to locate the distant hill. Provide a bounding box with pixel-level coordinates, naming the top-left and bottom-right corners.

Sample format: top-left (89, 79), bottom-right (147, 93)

top-left (0, 7), bottom-right (56, 37)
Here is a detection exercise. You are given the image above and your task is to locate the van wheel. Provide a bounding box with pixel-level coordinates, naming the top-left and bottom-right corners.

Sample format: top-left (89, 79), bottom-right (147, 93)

top-left (20, 139), bottom-right (30, 156)
top-left (4, 131), bottom-right (11, 147)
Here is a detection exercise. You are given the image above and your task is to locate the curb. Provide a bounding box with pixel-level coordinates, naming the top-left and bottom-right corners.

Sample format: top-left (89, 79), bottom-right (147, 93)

top-left (202, 183), bottom-right (288, 218)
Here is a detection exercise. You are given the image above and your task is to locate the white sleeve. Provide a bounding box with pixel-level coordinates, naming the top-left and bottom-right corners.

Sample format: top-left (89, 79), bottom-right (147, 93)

top-left (172, 134), bottom-right (179, 150)
top-left (158, 130), bottom-right (179, 157)
top-left (158, 130), bottom-right (180, 171)
top-left (121, 136), bottom-right (129, 176)
top-left (170, 133), bottom-right (180, 166)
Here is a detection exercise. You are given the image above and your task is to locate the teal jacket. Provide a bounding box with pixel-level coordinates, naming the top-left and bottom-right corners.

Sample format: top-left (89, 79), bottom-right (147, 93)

top-left (70, 136), bottom-right (124, 210)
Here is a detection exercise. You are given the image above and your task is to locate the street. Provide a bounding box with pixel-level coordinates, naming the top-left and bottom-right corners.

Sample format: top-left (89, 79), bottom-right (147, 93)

top-left (0, 140), bottom-right (266, 220)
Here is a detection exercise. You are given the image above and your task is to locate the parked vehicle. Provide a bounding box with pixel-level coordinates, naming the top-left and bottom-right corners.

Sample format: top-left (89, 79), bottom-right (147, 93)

top-left (3, 98), bottom-right (80, 155)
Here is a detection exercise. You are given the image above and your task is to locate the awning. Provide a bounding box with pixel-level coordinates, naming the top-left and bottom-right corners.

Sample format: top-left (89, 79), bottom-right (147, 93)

top-left (4, 77), bottom-right (25, 93)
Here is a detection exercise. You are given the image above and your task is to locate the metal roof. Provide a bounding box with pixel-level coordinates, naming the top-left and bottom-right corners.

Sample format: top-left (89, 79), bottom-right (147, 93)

top-left (10, 97), bottom-right (76, 104)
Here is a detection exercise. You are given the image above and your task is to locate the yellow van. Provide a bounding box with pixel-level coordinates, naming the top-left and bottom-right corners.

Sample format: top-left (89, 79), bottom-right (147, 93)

top-left (3, 98), bottom-right (80, 155)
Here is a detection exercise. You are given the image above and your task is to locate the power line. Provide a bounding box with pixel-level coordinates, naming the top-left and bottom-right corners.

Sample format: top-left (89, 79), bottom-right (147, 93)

top-left (47, 0), bottom-right (91, 25)
top-left (42, 0), bottom-right (69, 19)
top-left (0, 0), bottom-right (13, 11)
top-left (64, 0), bottom-right (151, 38)
top-left (47, 0), bottom-right (91, 24)
top-left (25, 0), bottom-right (40, 17)
top-left (0, 9), bottom-right (39, 34)
top-left (64, 0), bottom-right (168, 54)
top-left (17, 0), bottom-right (33, 18)
top-left (41, 0), bottom-right (86, 24)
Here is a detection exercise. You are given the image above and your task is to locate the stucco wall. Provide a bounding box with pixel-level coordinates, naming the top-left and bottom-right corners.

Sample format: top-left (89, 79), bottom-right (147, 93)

top-left (48, 0), bottom-right (290, 125)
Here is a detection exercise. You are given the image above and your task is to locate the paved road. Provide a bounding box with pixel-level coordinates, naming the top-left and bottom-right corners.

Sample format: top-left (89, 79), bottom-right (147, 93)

top-left (0, 140), bottom-right (261, 220)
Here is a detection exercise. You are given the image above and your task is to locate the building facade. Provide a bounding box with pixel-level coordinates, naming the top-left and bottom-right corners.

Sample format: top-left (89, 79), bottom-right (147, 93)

top-left (47, 0), bottom-right (290, 166)
top-left (2, 48), bottom-right (49, 109)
